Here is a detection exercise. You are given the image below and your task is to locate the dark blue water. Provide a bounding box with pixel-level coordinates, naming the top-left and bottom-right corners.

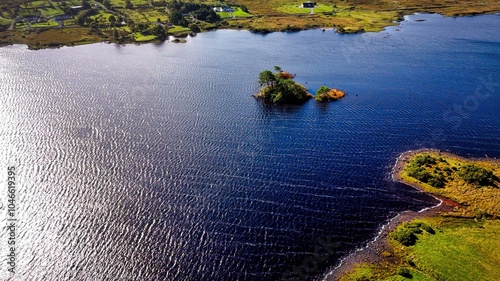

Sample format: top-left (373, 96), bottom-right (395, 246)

top-left (0, 13), bottom-right (499, 280)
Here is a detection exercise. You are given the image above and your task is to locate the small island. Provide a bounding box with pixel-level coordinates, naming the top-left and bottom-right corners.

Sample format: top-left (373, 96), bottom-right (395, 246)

top-left (334, 149), bottom-right (500, 281)
top-left (255, 66), bottom-right (312, 104)
top-left (255, 66), bottom-right (346, 104)
top-left (315, 85), bottom-right (347, 102)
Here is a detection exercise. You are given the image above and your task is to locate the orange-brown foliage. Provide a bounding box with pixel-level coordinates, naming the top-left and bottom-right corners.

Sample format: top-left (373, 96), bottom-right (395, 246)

top-left (277, 71), bottom-right (294, 79)
top-left (327, 89), bottom-right (346, 100)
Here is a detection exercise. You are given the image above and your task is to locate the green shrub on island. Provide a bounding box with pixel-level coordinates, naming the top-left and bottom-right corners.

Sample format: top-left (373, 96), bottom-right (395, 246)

top-left (458, 164), bottom-right (497, 187)
top-left (256, 66), bottom-right (312, 104)
top-left (315, 85), bottom-right (346, 102)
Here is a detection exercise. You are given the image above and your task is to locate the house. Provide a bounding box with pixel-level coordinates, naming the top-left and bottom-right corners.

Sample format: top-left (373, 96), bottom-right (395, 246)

top-left (302, 2), bottom-right (316, 8)
top-left (213, 6), bottom-right (234, 12)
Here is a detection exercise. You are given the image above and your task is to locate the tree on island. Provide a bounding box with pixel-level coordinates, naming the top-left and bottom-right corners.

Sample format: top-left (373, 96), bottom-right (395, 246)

top-left (256, 67), bottom-right (311, 104)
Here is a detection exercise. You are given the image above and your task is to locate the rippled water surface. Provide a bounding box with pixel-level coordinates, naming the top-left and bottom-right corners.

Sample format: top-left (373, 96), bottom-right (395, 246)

top-left (1, 13), bottom-right (499, 280)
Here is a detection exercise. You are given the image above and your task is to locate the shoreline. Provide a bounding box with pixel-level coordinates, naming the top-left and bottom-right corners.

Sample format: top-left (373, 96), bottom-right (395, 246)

top-left (322, 148), bottom-right (468, 281)
top-left (1, 10), bottom-right (499, 50)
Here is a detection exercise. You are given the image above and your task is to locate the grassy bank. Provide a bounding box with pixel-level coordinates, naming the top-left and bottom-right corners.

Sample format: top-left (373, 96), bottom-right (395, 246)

top-left (398, 150), bottom-right (500, 218)
top-left (341, 217), bottom-right (500, 281)
top-left (0, 0), bottom-right (499, 48)
top-left (338, 150), bottom-right (500, 281)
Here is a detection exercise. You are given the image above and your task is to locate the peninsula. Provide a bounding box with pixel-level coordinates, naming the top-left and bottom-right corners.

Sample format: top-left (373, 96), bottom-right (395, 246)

top-left (333, 149), bottom-right (500, 281)
top-left (0, 0), bottom-right (499, 49)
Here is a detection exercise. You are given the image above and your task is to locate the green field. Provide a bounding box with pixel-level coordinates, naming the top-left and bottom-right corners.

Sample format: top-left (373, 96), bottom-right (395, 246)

top-left (276, 4), bottom-right (334, 14)
top-left (38, 7), bottom-right (65, 17)
top-left (130, 0), bottom-right (149, 6)
top-left (232, 7), bottom-right (252, 17)
top-left (63, 19), bottom-right (77, 26)
top-left (89, 11), bottom-right (116, 24)
top-left (120, 8), bottom-right (149, 22)
top-left (340, 151), bottom-right (500, 281)
top-left (110, 0), bottom-right (127, 8)
top-left (216, 7), bottom-right (252, 19)
top-left (216, 11), bottom-right (232, 19)
top-left (26, 0), bottom-right (49, 8)
top-left (134, 32), bottom-right (156, 41)
top-left (341, 218), bottom-right (500, 281)
top-left (167, 25), bottom-right (191, 34)
top-left (141, 9), bottom-right (167, 22)
top-left (409, 219), bottom-right (500, 281)
top-left (111, 0), bottom-right (149, 7)
top-left (29, 20), bottom-right (59, 28)
top-left (0, 17), bottom-right (11, 26)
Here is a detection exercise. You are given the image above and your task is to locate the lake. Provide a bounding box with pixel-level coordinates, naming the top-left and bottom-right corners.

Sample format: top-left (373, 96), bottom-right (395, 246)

top-left (0, 13), bottom-right (499, 280)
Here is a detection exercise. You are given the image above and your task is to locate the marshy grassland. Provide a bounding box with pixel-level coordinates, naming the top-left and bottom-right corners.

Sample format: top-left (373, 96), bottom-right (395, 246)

top-left (338, 150), bottom-right (500, 281)
top-left (0, 0), bottom-right (499, 48)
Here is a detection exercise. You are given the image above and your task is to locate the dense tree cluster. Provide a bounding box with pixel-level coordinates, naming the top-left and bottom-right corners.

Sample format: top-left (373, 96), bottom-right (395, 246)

top-left (406, 155), bottom-right (446, 188)
top-left (257, 66), bottom-right (311, 104)
top-left (167, 0), bottom-right (220, 27)
top-left (406, 154), bottom-right (498, 188)
top-left (458, 164), bottom-right (497, 187)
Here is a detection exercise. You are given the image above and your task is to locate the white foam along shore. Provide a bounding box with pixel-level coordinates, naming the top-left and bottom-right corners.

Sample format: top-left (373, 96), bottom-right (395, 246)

top-left (321, 148), bottom-right (451, 281)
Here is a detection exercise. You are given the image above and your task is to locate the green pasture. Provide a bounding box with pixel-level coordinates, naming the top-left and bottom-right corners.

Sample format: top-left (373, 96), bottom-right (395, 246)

top-left (141, 9), bottom-right (168, 22)
top-left (232, 7), bottom-right (252, 17)
top-left (217, 7), bottom-right (252, 19)
top-left (409, 219), bottom-right (500, 281)
top-left (89, 11), bottom-right (115, 23)
top-left (167, 25), bottom-right (191, 34)
top-left (27, 0), bottom-right (51, 8)
top-left (130, 0), bottom-right (149, 6)
top-left (276, 3), bottom-right (334, 14)
top-left (216, 11), bottom-right (232, 19)
top-left (63, 19), bottom-right (77, 26)
top-left (111, 0), bottom-right (149, 7)
top-left (134, 32), bottom-right (157, 41)
top-left (110, 0), bottom-right (127, 8)
top-left (31, 20), bottom-right (58, 27)
top-left (121, 9), bottom-right (148, 22)
top-left (0, 17), bottom-right (11, 26)
top-left (39, 7), bottom-right (65, 17)
top-left (340, 218), bottom-right (500, 281)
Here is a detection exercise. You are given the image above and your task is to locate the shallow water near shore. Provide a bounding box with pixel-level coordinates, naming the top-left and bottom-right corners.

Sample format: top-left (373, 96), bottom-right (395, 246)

top-left (0, 13), bottom-right (499, 280)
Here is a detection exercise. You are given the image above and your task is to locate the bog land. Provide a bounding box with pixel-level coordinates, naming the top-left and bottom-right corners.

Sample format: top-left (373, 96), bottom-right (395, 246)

top-left (335, 149), bottom-right (500, 281)
top-left (0, 0), bottom-right (499, 48)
